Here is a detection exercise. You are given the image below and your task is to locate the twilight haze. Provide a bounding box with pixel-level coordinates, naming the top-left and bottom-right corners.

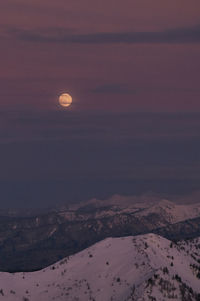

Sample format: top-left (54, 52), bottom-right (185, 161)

top-left (0, 0), bottom-right (200, 208)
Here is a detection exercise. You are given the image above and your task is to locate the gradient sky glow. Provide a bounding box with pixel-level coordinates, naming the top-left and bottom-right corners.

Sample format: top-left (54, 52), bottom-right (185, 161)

top-left (1, 1), bottom-right (200, 208)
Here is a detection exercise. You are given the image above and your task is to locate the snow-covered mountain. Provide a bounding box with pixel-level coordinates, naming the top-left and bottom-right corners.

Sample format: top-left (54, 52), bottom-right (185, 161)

top-left (1, 195), bottom-right (200, 272)
top-left (58, 195), bottom-right (200, 226)
top-left (1, 233), bottom-right (200, 301)
top-left (135, 199), bottom-right (200, 225)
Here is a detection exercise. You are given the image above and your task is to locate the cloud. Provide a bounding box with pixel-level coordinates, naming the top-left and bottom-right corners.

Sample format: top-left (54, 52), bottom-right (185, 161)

top-left (1, 109), bottom-right (200, 206)
top-left (91, 84), bottom-right (136, 95)
top-left (1, 109), bottom-right (200, 144)
top-left (2, 25), bottom-right (200, 44)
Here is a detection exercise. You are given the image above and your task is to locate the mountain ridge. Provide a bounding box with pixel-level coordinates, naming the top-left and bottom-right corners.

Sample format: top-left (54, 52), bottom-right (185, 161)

top-left (1, 195), bottom-right (200, 272)
top-left (0, 233), bottom-right (200, 300)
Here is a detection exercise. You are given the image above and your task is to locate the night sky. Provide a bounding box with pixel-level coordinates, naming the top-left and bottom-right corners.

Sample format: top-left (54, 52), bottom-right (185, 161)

top-left (1, 0), bottom-right (200, 208)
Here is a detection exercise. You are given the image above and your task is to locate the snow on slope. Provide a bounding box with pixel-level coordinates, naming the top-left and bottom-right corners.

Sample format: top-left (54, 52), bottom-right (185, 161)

top-left (0, 234), bottom-right (200, 301)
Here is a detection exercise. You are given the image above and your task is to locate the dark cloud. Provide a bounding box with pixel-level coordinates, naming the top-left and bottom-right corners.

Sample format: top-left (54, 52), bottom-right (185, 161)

top-left (1, 110), bottom-right (200, 143)
top-left (91, 84), bottom-right (136, 95)
top-left (1, 110), bottom-right (200, 207)
top-left (2, 25), bottom-right (200, 44)
top-left (1, 178), bottom-right (199, 209)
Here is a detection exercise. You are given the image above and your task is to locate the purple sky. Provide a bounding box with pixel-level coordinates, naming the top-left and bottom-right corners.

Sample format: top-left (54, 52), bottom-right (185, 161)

top-left (1, 0), bottom-right (200, 111)
top-left (0, 1), bottom-right (200, 207)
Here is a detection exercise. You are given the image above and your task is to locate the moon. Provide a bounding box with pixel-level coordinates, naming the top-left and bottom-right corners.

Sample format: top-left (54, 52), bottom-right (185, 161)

top-left (59, 93), bottom-right (72, 107)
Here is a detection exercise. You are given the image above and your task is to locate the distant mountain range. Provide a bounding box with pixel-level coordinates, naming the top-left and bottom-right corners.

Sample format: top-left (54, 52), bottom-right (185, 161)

top-left (0, 233), bottom-right (200, 300)
top-left (0, 195), bottom-right (200, 272)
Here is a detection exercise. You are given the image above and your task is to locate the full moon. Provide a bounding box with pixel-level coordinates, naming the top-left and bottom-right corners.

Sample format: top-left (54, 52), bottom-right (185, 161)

top-left (59, 93), bottom-right (72, 107)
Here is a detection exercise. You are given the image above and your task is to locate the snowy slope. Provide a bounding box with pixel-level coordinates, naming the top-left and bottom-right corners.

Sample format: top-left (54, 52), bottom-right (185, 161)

top-left (0, 234), bottom-right (200, 301)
